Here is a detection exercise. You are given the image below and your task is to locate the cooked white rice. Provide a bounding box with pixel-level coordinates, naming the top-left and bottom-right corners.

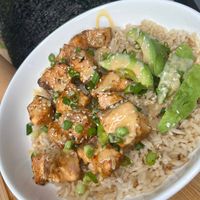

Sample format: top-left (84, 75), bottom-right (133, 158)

top-left (32, 20), bottom-right (200, 200)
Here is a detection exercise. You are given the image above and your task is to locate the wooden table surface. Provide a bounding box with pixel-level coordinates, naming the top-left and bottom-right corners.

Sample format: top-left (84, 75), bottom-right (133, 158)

top-left (0, 53), bottom-right (200, 200)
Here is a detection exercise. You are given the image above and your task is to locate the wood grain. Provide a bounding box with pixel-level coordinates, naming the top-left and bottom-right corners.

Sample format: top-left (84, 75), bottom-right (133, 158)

top-left (0, 48), bottom-right (200, 200)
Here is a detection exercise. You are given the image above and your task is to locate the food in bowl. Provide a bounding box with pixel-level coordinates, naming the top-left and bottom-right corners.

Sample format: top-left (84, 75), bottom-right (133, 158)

top-left (26, 20), bottom-right (200, 199)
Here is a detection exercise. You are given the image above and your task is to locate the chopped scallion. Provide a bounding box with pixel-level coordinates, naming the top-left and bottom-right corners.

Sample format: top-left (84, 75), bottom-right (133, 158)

top-left (121, 155), bottom-right (132, 167)
top-left (108, 134), bottom-right (123, 144)
top-left (88, 127), bottom-right (97, 137)
top-left (87, 48), bottom-right (95, 56)
top-left (55, 112), bottom-right (62, 119)
top-left (26, 123), bottom-right (33, 135)
top-left (53, 92), bottom-right (59, 102)
top-left (75, 47), bottom-right (81, 53)
top-left (124, 83), bottom-right (147, 95)
top-left (97, 124), bottom-right (108, 146)
top-left (62, 96), bottom-right (71, 105)
top-left (48, 53), bottom-right (55, 62)
top-left (83, 171), bottom-right (98, 184)
top-left (68, 68), bottom-right (80, 78)
top-left (134, 142), bottom-right (145, 151)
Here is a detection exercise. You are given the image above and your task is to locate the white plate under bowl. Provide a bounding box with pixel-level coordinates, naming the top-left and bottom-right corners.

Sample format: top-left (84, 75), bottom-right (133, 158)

top-left (0, 0), bottom-right (200, 199)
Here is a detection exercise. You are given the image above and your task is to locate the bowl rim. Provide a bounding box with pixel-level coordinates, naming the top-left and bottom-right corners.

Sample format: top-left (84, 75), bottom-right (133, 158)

top-left (0, 0), bottom-right (200, 199)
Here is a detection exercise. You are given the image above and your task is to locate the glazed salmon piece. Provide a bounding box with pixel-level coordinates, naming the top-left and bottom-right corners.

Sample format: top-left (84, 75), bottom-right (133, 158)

top-left (48, 151), bottom-right (80, 183)
top-left (97, 92), bottom-right (123, 110)
top-left (38, 64), bottom-right (71, 93)
top-left (27, 96), bottom-right (54, 125)
top-left (31, 154), bottom-right (48, 185)
top-left (100, 102), bottom-right (151, 147)
top-left (92, 72), bottom-right (129, 96)
top-left (69, 28), bottom-right (112, 49)
top-left (91, 148), bottom-right (122, 177)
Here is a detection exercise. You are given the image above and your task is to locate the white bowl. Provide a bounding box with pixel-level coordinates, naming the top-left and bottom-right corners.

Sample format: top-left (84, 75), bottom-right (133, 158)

top-left (1, 0), bottom-right (200, 199)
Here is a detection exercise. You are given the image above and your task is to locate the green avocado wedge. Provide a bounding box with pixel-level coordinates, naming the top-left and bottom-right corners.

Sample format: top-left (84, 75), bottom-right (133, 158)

top-left (158, 64), bottom-right (200, 133)
top-left (127, 28), bottom-right (170, 76)
top-left (99, 53), bottom-right (153, 88)
top-left (157, 43), bottom-right (195, 104)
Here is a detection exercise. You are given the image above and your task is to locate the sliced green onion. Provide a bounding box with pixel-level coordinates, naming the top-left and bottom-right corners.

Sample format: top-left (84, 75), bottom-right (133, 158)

top-left (124, 83), bottom-right (147, 95)
top-left (83, 171), bottom-right (98, 184)
top-left (75, 182), bottom-right (86, 196)
top-left (91, 71), bottom-right (100, 86)
top-left (145, 151), bottom-right (157, 166)
top-left (115, 127), bottom-right (129, 138)
top-left (60, 58), bottom-right (67, 64)
top-left (134, 142), bottom-right (145, 151)
top-left (26, 123), bottom-right (33, 135)
top-left (40, 125), bottom-right (48, 133)
top-left (108, 134), bottom-right (123, 144)
top-left (53, 92), bottom-right (59, 102)
top-left (64, 140), bottom-right (74, 150)
top-left (86, 71), bottom-right (100, 90)
top-left (158, 108), bottom-right (166, 117)
top-left (31, 152), bottom-right (37, 159)
top-left (117, 68), bottom-right (137, 81)
top-left (48, 53), bottom-right (55, 62)
top-left (55, 112), bottom-right (62, 119)
top-left (84, 145), bottom-right (95, 158)
top-left (88, 127), bottom-right (97, 137)
top-left (121, 155), bottom-right (132, 167)
top-left (154, 76), bottom-right (160, 90)
top-left (87, 48), bottom-right (95, 56)
top-left (102, 52), bottom-right (111, 60)
top-left (70, 94), bottom-right (79, 108)
top-left (86, 80), bottom-right (95, 90)
top-left (50, 60), bottom-right (56, 67)
top-left (62, 120), bottom-right (73, 130)
top-left (75, 124), bottom-right (84, 134)
top-left (97, 124), bottom-right (108, 146)
top-left (92, 114), bottom-right (100, 126)
top-left (75, 47), bottom-right (81, 53)
top-left (68, 68), bottom-right (80, 78)
top-left (62, 96), bottom-right (71, 105)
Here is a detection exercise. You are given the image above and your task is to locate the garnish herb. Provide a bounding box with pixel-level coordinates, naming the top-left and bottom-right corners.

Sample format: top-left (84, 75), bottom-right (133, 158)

top-left (121, 155), bottom-right (132, 167)
top-left (26, 123), bottom-right (33, 135)
top-left (83, 171), bottom-right (98, 184)
top-left (88, 127), bottom-right (97, 137)
top-left (54, 112), bottom-right (62, 119)
top-left (97, 124), bottom-right (108, 146)
top-left (134, 142), bottom-right (145, 151)
top-left (68, 68), bottom-right (80, 78)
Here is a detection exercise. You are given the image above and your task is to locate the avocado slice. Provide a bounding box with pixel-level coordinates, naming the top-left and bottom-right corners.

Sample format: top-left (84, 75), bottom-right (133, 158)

top-left (127, 28), bottom-right (170, 76)
top-left (157, 43), bottom-right (195, 103)
top-left (158, 64), bottom-right (200, 133)
top-left (99, 53), bottom-right (153, 88)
